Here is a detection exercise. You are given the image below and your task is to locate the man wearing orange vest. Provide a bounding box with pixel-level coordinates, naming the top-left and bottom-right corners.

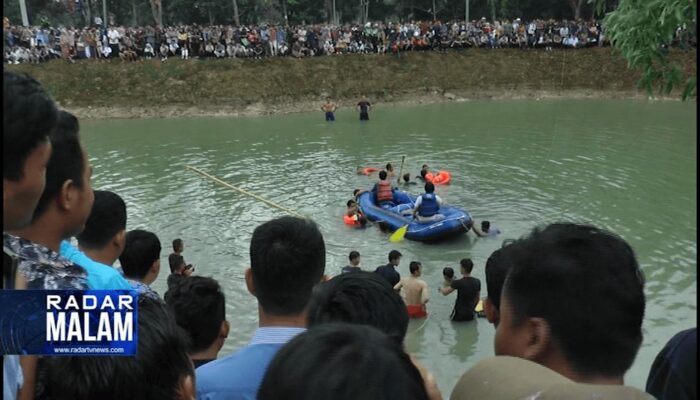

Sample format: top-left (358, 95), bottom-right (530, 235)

top-left (371, 170), bottom-right (395, 207)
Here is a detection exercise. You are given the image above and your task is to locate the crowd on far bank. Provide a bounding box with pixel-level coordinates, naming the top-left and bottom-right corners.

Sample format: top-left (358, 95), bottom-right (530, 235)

top-left (5, 16), bottom-right (697, 64)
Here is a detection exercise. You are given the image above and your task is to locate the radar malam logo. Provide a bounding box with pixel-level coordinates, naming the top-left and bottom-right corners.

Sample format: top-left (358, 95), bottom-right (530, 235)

top-left (46, 294), bottom-right (134, 342)
top-left (0, 290), bottom-right (138, 356)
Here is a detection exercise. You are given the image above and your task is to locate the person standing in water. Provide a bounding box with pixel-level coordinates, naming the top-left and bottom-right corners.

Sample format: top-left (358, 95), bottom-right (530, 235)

top-left (321, 97), bottom-right (337, 121)
top-left (394, 261), bottom-right (429, 319)
top-left (357, 95), bottom-right (371, 121)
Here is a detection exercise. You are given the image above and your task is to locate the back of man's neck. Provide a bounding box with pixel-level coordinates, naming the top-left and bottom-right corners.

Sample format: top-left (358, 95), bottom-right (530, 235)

top-left (9, 223), bottom-right (63, 253)
top-left (80, 246), bottom-right (116, 266)
top-left (258, 309), bottom-right (307, 329)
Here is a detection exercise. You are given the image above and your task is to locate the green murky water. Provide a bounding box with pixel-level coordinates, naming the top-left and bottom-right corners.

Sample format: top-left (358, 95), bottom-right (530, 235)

top-left (82, 99), bottom-right (696, 394)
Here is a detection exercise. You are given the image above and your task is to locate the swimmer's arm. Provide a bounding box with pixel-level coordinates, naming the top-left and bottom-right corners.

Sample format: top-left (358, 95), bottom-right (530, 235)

top-left (439, 286), bottom-right (455, 296)
top-left (471, 224), bottom-right (485, 237)
top-left (393, 280), bottom-right (404, 291)
top-left (421, 282), bottom-right (429, 304)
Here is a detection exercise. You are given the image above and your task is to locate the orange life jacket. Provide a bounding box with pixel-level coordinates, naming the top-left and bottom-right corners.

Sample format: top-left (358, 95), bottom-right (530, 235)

top-left (344, 214), bottom-right (359, 226)
top-left (376, 180), bottom-right (393, 203)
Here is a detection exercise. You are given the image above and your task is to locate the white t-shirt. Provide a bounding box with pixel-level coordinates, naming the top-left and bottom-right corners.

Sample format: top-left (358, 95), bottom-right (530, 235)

top-left (108, 29), bottom-right (120, 44)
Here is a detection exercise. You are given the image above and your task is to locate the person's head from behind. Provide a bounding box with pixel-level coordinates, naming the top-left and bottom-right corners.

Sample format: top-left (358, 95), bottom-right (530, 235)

top-left (386, 163), bottom-right (393, 172)
top-left (172, 238), bottom-right (184, 253)
top-left (494, 223), bottom-right (645, 383)
top-left (247, 216), bottom-right (326, 317)
top-left (353, 188), bottom-right (360, 196)
top-left (421, 164), bottom-right (428, 170)
top-left (482, 243), bottom-right (514, 327)
top-left (409, 261), bottom-right (422, 277)
top-left (258, 323), bottom-right (428, 400)
top-left (3, 72), bottom-right (57, 231)
top-left (443, 267), bottom-right (454, 281)
top-left (76, 190), bottom-right (126, 262)
top-left (119, 229), bottom-right (162, 285)
top-left (24, 110), bottom-right (93, 239)
top-left (388, 249), bottom-right (402, 266)
top-left (481, 220), bottom-right (491, 232)
top-left (46, 296), bottom-right (195, 400)
top-left (349, 250), bottom-right (360, 266)
top-left (307, 271), bottom-right (408, 344)
top-left (424, 182), bottom-right (435, 194)
top-left (403, 173), bottom-right (410, 183)
top-left (460, 258), bottom-right (473, 274)
top-left (165, 276), bottom-right (229, 361)
top-left (379, 170), bottom-right (388, 181)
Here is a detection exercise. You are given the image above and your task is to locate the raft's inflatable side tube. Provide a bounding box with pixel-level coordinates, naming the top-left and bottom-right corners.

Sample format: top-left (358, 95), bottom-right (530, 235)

top-left (358, 190), bottom-right (471, 242)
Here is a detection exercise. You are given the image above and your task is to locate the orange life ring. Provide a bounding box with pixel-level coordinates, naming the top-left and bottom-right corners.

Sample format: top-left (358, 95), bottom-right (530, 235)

top-left (425, 171), bottom-right (451, 185)
top-left (360, 167), bottom-right (380, 176)
top-left (344, 214), bottom-right (360, 226)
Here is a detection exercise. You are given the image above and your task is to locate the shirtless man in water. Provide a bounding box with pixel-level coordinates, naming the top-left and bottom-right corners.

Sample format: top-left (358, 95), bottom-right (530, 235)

top-left (394, 261), bottom-right (429, 318)
top-left (321, 97), bottom-right (337, 121)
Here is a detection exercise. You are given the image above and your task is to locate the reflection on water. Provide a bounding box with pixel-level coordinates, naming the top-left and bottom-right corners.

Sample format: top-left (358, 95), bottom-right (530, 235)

top-left (82, 99), bottom-right (696, 394)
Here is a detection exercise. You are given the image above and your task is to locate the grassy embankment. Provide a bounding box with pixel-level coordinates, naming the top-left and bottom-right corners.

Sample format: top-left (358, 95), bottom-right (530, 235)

top-left (6, 47), bottom-right (696, 119)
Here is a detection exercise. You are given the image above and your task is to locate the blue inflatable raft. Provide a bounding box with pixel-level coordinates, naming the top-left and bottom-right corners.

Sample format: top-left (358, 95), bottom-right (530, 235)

top-left (358, 190), bottom-right (472, 242)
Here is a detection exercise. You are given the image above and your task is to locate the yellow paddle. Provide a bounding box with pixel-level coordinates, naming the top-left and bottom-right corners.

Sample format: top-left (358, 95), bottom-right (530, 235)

top-left (389, 224), bottom-right (408, 242)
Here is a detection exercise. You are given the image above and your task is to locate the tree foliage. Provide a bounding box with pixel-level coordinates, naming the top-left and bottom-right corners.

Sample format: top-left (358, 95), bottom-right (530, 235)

top-left (4, 0), bottom-right (614, 27)
top-left (593, 0), bottom-right (697, 99)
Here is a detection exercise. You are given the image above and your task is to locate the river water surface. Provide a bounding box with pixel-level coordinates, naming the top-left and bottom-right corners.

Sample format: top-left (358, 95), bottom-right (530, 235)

top-left (82, 99), bottom-right (696, 395)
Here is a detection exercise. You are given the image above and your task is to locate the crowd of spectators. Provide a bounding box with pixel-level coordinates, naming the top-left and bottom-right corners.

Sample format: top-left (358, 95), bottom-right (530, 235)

top-left (7, 17), bottom-right (694, 64)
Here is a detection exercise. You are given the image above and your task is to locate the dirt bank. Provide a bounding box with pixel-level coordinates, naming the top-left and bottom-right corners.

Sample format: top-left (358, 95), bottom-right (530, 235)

top-left (7, 48), bottom-right (695, 119)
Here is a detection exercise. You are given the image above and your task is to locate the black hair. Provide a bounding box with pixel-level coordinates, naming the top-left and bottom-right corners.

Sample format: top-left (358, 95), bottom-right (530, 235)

top-left (353, 189), bottom-right (360, 196)
top-left (250, 216), bottom-right (326, 316)
top-left (119, 230), bottom-right (162, 281)
top-left (165, 276), bottom-right (226, 354)
top-left (409, 261), bottom-right (421, 275)
top-left (346, 199), bottom-right (356, 207)
top-left (76, 190), bottom-right (126, 249)
top-left (168, 254), bottom-right (186, 273)
top-left (4, 71), bottom-right (58, 181)
top-left (501, 223), bottom-right (645, 378)
top-left (388, 250), bottom-right (402, 263)
top-left (403, 173), bottom-right (410, 183)
top-left (348, 251), bottom-right (360, 262)
top-left (484, 246), bottom-right (511, 310)
top-left (379, 170), bottom-right (388, 180)
top-left (460, 258), bottom-right (474, 273)
top-left (258, 323), bottom-right (429, 400)
top-left (307, 271), bottom-right (408, 344)
top-left (481, 220), bottom-right (491, 231)
top-left (32, 111), bottom-right (86, 220)
top-left (45, 296), bottom-right (193, 400)
top-left (172, 238), bottom-right (183, 252)
top-left (443, 267), bottom-right (454, 279)
top-left (424, 182), bottom-right (435, 193)
top-left (421, 164), bottom-right (428, 169)
top-left (386, 163), bottom-right (393, 171)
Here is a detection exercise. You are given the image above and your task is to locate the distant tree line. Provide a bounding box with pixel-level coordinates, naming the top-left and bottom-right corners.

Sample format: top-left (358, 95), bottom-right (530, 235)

top-left (3, 0), bottom-right (620, 28)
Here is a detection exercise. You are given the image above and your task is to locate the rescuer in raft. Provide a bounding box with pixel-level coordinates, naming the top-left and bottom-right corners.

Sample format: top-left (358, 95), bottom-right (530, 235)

top-left (413, 182), bottom-right (444, 222)
top-left (371, 170), bottom-right (396, 208)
